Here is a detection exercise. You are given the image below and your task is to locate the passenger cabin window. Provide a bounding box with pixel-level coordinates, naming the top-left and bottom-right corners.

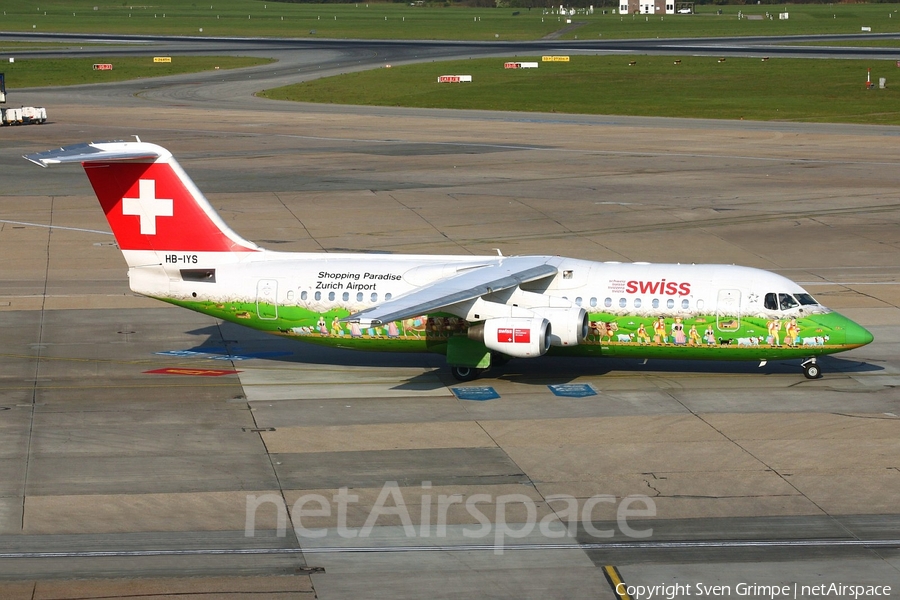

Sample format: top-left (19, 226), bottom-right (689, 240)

top-left (652, 299), bottom-right (660, 309)
top-left (604, 298), bottom-right (612, 308)
top-left (328, 292), bottom-right (335, 301)
top-left (575, 297), bottom-right (583, 306)
top-left (764, 293), bottom-right (778, 311)
top-left (779, 294), bottom-right (798, 310)
top-left (371, 292), bottom-right (378, 303)
top-left (357, 292), bottom-right (364, 302)
top-left (619, 298), bottom-right (627, 308)
top-left (666, 299), bottom-right (674, 309)
top-left (301, 291), bottom-right (308, 301)
top-left (590, 297), bottom-right (597, 308)
top-left (681, 299), bottom-right (689, 309)
top-left (634, 298), bottom-right (642, 308)
top-left (342, 292), bottom-right (350, 302)
top-left (314, 291), bottom-right (321, 301)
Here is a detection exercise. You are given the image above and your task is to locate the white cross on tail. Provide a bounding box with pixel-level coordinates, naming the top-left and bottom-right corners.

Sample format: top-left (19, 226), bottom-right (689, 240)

top-left (122, 179), bottom-right (173, 235)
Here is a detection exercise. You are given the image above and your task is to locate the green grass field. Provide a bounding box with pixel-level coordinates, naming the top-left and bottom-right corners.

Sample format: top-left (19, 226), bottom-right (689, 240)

top-left (1, 1), bottom-right (900, 40)
top-left (259, 55), bottom-right (900, 124)
top-left (2, 56), bottom-right (273, 88)
top-left (4, 1), bottom-right (900, 124)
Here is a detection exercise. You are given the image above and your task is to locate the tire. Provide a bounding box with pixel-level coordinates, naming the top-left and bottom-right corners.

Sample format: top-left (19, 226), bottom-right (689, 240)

top-left (450, 366), bottom-right (482, 382)
top-left (803, 362), bottom-right (822, 379)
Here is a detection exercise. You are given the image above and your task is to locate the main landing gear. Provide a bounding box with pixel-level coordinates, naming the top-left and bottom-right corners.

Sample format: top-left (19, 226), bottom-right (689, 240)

top-left (449, 353), bottom-right (507, 382)
top-left (801, 358), bottom-right (822, 380)
top-left (450, 366), bottom-right (486, 382)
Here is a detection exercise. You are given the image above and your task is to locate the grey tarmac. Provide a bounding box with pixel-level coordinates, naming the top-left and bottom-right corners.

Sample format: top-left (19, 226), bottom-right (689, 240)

top-left (0, 39), bottom-right (897, 600)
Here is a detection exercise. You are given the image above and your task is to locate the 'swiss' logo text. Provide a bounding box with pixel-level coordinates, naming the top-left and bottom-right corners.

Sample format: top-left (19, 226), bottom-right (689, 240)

top-left (625, 280), bottom-right (691, 296)
top-left (497, 328), bottom-right (531, 344)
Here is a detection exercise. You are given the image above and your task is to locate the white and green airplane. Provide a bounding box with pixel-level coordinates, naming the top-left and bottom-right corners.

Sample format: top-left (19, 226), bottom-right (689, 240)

top-left (26, 141), bottom-right (873, 381)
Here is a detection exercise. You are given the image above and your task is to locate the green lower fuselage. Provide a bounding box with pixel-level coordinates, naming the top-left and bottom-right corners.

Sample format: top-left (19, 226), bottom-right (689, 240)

top-left (166, 297), bottom-right (869, 363)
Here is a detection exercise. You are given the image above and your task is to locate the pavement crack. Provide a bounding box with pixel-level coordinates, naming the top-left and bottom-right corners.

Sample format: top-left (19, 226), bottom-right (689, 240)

top-left (21, 196), bottom-right (54, 532)
top-left (272, 191), bottom-right (325, 251)
top-left (661, 390), bottom-right (871, 545)
top-left (396, 194), bottom-right (474, 254)
top-left (642, 477), bottom-right (662, 497)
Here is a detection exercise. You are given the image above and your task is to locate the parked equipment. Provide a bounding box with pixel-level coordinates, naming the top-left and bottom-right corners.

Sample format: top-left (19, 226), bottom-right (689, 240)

top-left (0, 72), bottom-right (48, 126)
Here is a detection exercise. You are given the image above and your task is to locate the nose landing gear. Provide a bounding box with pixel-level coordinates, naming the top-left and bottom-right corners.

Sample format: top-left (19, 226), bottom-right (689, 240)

top-left (801, 357), bottom-right (822, 379)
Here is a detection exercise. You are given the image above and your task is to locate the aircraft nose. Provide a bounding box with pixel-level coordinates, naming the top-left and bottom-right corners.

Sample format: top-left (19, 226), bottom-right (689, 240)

top-left (843, 318), bottom-right (874, 348)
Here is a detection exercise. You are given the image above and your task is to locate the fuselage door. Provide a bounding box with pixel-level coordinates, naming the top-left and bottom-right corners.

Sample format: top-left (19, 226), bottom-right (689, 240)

top-left (716, 289), bottom-right (741, 332)
top-left (257, 279), bottom-right (278, 321)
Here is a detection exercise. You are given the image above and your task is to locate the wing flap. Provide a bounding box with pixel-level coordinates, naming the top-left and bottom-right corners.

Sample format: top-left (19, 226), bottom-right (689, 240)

top-left (345, 258), bottom-right (558, 325)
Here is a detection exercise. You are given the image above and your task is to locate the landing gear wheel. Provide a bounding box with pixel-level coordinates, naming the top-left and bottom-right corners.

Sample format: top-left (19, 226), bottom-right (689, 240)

top-left (450, 366), bottom-right (483, 382)
top-left (802, 360), bottom-right (822, 379)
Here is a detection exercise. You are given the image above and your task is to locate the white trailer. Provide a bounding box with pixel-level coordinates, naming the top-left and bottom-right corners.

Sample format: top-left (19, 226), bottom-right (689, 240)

top-left (21, 106), bottom-right (47, 124)
top-left (0, 73), bottom-right (48, 126)
top-left (3, 107), bottom-right (22, 125)
top-left (1, 107), bottom-right (47, 125)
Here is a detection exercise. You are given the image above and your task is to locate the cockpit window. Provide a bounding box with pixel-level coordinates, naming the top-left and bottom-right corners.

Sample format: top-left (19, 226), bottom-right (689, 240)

top-left (779, 294), bottom-right (799, 310)
top-left (766, 292), bottom-right (817, 311)
top-left (795, 293), bottom-right (818, 306)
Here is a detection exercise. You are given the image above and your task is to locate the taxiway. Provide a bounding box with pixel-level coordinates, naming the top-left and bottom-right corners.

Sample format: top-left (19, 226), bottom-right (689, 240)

top-left (0, 36), bottom-right (898, 599)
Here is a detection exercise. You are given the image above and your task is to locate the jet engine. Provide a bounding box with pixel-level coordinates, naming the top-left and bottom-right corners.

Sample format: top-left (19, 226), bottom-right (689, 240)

top-left (468, 317), bottom-right (551, 358)
top-left (529, 306), bottom-right (588, 347)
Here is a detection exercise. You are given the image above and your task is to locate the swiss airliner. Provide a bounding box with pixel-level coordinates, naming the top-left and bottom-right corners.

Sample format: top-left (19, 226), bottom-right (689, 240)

top-left (26, 141), bottom-right (873, 381)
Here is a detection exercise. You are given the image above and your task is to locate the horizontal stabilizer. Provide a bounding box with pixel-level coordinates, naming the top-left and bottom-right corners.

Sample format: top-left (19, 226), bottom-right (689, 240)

top-left (25, 141), bottom-right (167, 168)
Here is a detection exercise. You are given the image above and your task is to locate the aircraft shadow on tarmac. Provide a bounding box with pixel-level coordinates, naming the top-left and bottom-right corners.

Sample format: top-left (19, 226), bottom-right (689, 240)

top-left (167, 322), bottom-right (883, 387)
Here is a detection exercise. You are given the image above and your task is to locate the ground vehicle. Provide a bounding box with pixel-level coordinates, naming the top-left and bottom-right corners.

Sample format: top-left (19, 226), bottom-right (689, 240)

top-left (0, 72), bottom-right (47, 126)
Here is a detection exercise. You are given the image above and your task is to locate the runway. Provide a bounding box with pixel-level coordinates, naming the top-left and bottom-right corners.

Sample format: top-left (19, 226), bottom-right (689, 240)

top-left (0, 35), bottom-right (898, 599)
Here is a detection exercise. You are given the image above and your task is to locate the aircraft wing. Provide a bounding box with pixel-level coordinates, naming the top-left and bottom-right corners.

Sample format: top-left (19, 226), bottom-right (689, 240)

top-left (344, 257), bottom-right (559, 325)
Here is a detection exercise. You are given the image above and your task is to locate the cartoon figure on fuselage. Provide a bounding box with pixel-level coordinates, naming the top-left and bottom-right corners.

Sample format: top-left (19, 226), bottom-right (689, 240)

top-left (767, 318), bottom-right (782, 347)
top-left (24, 141), bottom-right (873, 382)
top-left (636, 323), bottom-right (651, 345)
top-left (653, 317), bottom-right (667, 345)
top-left (601, 321), bottom-right (618, 342)
top-left (689, 325), bottom-right (702, 346)
top-left (785, 318), bottom-right (799, 347)
top-left (672, 317), bottom-right (686, 345)
top-left (404, 317), bottom-right (426, 338)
